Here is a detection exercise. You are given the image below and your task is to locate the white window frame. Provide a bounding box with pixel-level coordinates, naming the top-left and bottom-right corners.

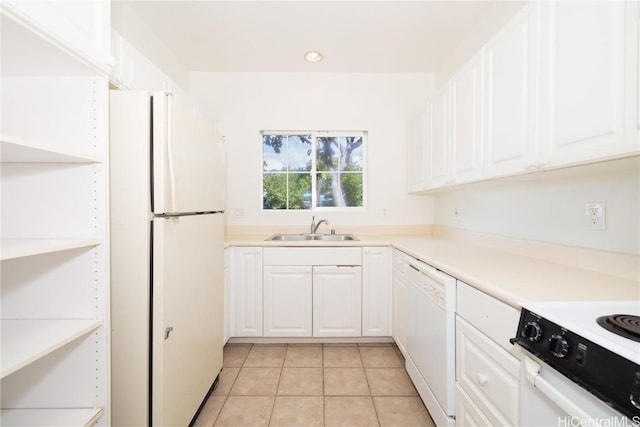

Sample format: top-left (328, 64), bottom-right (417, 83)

top-left (261, 130), bottom-right (368, 211)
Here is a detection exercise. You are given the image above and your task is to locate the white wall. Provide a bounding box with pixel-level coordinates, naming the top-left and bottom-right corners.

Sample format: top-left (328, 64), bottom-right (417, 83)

top-left (190, 72), bottom-right (435, 227)
top-left (433, 160), bottom-right (640, 255)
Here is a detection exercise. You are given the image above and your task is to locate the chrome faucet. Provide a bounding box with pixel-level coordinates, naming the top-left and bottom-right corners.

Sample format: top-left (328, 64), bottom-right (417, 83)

top-left (310, 216), bottom-right (329, 234)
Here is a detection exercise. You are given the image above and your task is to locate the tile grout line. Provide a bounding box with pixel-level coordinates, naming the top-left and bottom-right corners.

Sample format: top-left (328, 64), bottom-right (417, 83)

top-left (322, 344), bottom-right (326, 427)
top-left (211, 343), bottom-right (252, 427)
top-left (358, 344), bottom-right (382, 427)
top-left (265, 344), bottom-right (286, 427)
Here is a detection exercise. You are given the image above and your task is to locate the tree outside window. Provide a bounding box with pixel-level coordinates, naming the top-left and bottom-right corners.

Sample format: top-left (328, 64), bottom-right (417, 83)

top-left (262, 132), bottom-right (366, 210)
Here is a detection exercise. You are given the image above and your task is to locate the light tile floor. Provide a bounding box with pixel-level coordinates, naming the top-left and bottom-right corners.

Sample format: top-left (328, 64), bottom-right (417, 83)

top-left (194, 343), bottom-right (436, 427)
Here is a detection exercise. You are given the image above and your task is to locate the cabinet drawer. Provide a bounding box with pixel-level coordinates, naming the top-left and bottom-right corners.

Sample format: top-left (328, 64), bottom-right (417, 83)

top-left (456, 384), bottom-right (492, 427)
top-left (263, 247), bottom-right (361, 266)
top-left (457, 281), bottom-right (520, 353)
top-left (456, 316), bottom-right (519, 426)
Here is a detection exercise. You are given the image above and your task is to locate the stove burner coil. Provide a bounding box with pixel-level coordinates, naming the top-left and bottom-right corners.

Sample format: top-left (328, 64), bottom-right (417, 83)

top-left (596, 314), bottom-right (640, 342)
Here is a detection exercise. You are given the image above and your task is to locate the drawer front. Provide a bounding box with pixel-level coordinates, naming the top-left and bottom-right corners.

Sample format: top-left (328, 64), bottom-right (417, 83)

top-left (456, 316), bottom-right (520, 426)
top-left (263, 247), bottom-right (361, 266)
top-left (457, 281), bottom-right (520, 353)
top-left (456, 384), bottom-right (492, 427)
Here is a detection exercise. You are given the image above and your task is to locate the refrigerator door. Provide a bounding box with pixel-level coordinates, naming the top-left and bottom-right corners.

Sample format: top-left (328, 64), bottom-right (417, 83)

top-left (152, 93), bottom-right (225, 214)
top-left (151, 213), bottom-right (224, 426)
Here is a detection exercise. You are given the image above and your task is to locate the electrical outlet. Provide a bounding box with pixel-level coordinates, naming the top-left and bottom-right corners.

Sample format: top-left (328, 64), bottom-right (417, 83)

top-left (585, 202), bottom-right (605, 230)
top-left (234, 208), bottom-right (245, 218)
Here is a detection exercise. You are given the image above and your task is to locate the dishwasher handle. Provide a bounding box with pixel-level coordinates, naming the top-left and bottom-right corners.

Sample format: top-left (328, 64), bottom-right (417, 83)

top-left (524, 355), bottom-right (596, 423)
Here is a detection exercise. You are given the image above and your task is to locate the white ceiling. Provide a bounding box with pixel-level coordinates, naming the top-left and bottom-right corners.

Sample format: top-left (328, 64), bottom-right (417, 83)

top-left (125, 1), bottom-right (506, 73)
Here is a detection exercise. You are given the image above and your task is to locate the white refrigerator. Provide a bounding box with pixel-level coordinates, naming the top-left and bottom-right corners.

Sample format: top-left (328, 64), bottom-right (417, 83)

top-left (109, 91), bottom-right (225, 426)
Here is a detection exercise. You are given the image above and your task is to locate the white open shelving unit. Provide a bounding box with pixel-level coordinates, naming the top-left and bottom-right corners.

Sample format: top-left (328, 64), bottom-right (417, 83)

top-left (1, 4), bottom-right (110, 426)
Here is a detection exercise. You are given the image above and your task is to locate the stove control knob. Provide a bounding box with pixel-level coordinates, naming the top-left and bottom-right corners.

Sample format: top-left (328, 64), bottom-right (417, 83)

top-left (523, 322), bottom-right (543, 342)
top-left (630, 371), bottom-right (640, 410)
top-left (549, 334), bottom-right (569, 358)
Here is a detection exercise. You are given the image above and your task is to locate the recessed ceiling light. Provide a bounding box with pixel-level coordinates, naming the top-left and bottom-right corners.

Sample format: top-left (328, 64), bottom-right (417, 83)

top-left (304, 51), bottom-right (323, 63)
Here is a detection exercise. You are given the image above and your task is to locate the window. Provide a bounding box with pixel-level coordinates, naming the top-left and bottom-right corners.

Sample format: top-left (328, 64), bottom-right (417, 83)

top-left (262, 131), bottom-right (366, 210)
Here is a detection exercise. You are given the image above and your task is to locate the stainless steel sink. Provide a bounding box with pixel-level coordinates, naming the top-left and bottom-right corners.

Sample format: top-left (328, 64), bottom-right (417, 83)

top-left (266, 233), bottom-right (358, 242)
top-left (312, 234), bottom-right (358, 241)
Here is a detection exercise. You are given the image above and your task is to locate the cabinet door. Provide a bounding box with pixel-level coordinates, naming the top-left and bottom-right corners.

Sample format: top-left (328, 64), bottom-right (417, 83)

top-left (313, 266), bottom-right (362, 337)
top-left (407, 109), bottom-right (427, 192)
top-left (263, 266), bottom-right (312, 337)
top-left (450, 51), bottom-right (484, 184)
top-left (540, 0), bottom-right (639, 167)
top-left (232, 247), bottom-right (263, 337)
top-left (483, 2), bottom-right (539, 178)
top-left (427, 86), bottom-right (450, 188)
top-left (362, 247), bottom-right (391, 337)
top-left (223, 248), bottom-right (231, 344)
top-left (392, 273), bottom-right (408, 357)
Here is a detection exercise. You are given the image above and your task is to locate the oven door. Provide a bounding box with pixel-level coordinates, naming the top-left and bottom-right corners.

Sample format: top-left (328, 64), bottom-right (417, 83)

top-left (520, 352), bottom-right (634, 426)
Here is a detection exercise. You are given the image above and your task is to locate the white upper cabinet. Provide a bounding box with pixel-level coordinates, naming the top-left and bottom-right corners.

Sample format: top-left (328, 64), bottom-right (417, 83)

top-left (420, 50), bottom-right (484, 191)
top-left (2, 0), bottom-right (111, 72)
top-left (411, 0), bottom-right (639, 192)
top-left (407, 110), bottom-right (428, 192)
top-left (450, 50), bottom-right (485, 184)
top-left (539, 0), bottom-right (639, 167)
top-left (427, 86), bottom-right (450, 188)
top-left (483, 2), bottom-right (540, 179)
top-left (110, 31), bottom-right (172, 92)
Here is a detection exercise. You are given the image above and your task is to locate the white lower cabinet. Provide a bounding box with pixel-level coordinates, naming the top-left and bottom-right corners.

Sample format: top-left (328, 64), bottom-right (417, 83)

top-left (392, 265), bottom-right (408, 356)
top-left (232, 247), bottom-right (263, 337)
top-left (231, 246), bottom-right (390, 339)
top-left (313, 266), bottom-right (362, 337)
top-left (263, 266), bottom-right (312, 337)
top-left (258, 247), bottom-right (363, 338)
top-left (456, 384), bottom-right (493, 427)
top-left (456, 281), bottom-right (521, 426)
top-left (362, 247), bottom-right (391, 336)
top-left (223, 248), bottom-right (231, 344)
top-left (456, 316), bottom-right (519, 426)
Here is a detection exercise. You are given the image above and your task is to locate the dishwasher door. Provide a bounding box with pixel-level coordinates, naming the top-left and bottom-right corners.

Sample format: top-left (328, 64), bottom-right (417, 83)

top-left (405, 261), bottom-right (456, 420)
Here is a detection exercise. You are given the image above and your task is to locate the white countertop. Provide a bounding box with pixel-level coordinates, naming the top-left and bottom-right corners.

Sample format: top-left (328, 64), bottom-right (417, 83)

top-left (225, 231), bottom-right (640, 309)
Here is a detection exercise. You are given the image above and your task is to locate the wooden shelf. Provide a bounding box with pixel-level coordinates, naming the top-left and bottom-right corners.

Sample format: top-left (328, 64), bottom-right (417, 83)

top-left (1, 319), bottom-right (102, 378)
top-left (1, 136), bottom-right (102, 163)
top-left (0, 407), bottom-right (103, 427)
top-left (0, 238), bottom-right (102, 261)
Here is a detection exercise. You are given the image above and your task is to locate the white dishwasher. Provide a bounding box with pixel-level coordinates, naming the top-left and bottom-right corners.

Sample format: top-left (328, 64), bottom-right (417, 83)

top-left (405, 257), bottom-right (457, 427)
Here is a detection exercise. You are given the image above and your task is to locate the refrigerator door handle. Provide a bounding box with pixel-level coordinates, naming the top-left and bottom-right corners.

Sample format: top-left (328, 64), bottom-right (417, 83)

top-left (164, 326), bottom-right (174, 340)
